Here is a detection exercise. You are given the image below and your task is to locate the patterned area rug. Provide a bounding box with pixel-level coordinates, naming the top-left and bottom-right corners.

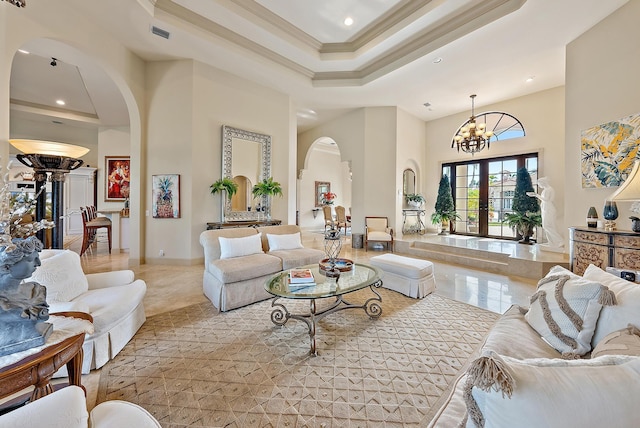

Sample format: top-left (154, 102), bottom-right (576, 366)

top-left (97, 289), bottom-right (499, 427)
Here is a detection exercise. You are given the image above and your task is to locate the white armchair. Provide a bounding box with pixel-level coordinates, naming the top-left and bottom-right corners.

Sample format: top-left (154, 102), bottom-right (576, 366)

top-left (0, 386), bottom-right (160, 428)
top-left (28, 250), bottom-right (146, 374)
top-left (365, 216), bottom-right (394, 252)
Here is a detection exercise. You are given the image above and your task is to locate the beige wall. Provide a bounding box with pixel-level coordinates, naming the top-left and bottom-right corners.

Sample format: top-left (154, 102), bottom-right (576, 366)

top-left (565, 0), bottom-right (640, 231)
top-left (424, 87), bottom-right (565, 235)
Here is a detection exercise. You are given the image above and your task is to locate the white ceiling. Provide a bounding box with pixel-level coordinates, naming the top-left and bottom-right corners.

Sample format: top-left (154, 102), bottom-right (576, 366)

top-left (8, 0), bottom-right (628, 133)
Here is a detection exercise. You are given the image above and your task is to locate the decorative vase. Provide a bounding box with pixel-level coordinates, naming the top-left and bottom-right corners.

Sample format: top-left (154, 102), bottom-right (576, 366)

top-left (323, 223), bottom-right (342, 278)
top-left (587, 206), bottom-right (598, 228)
top-left (631, 216), bottom-right (640, 233)
top-left (408, 200), bottom-right (421, 208)
top-left (603, 201), bottom-right (619, 231)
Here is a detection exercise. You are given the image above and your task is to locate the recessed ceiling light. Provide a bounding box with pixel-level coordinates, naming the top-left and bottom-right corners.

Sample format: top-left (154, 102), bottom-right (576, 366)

top-left (433, 57), bottom-right (443, 64)
top-left (17, 49), bottom-right (29, 54)
top-left (56, 100), bottom-right (66, 106)
top-left (344, 17), bottom-right (354, 26)
top-left (526, 76), bottom-right (535, 83)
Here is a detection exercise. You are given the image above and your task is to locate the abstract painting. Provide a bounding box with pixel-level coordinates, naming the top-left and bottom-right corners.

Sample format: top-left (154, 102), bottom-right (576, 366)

top-left (581, 112), bottom-right (640, 188)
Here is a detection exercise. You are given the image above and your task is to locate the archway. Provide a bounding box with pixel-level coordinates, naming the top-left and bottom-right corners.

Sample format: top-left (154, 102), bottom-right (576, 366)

top-left (298, 137), bottom-right (352, 231)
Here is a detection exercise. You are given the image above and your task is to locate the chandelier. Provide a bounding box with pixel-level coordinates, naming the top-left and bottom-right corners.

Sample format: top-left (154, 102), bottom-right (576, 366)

top-left (2, 0), bottom-right (26, 7)
top-left (452, 94), bottom-right (493, 155)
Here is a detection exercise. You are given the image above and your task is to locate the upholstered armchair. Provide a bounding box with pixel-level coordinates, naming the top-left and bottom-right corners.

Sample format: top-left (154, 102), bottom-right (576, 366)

top-left (365, 216), bottom-right (394, 252)
top-left (0, 386), bottom-right (160, 428)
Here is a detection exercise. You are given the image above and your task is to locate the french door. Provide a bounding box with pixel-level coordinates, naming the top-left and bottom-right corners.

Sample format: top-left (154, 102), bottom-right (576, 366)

top-left (442, 154), bottom-right (538, 239)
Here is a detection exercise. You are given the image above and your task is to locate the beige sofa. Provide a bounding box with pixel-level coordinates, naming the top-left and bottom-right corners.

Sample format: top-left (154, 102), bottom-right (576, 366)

top-left (429, 264), bottom-right (640, 428)
top-left (200, 225), bottom-right (324, 311)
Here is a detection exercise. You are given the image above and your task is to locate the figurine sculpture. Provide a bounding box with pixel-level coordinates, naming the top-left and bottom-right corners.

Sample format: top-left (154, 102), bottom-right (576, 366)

top-left (527, 177), bottom-right (564, 248)
top-left (0, 236), bottom-right (52, 356)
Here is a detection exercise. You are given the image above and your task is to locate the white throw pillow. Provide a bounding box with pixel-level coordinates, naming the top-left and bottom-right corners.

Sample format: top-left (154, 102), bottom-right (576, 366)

top-left (525, 274), bottom-right (613, 355)
top-left (267, 232), bottom-right (303, 251)
top-left (29, 250), bottom-right (89, 302)
top-left (583, 264), bottom-right (640, 346)
top-left (464, 352), bottom-right (640, 428)
top-left (219, 233), bottom-right (263, 259)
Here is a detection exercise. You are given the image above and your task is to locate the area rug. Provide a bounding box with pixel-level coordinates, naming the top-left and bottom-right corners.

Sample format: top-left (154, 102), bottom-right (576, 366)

top-left (97, 289), bottom-right (499, 427)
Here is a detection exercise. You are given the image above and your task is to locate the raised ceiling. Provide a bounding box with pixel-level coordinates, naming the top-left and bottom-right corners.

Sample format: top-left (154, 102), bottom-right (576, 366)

top-left (8, 0), bottom-right (629, 132)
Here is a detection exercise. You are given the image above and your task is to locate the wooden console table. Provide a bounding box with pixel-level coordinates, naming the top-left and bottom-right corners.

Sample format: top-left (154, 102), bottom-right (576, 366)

top-left (0, 312), bottom-right (93, 404)
top-left (569, 227), bottom-right (640, 275)
top-left (207, 219), bottom-right (282, 230)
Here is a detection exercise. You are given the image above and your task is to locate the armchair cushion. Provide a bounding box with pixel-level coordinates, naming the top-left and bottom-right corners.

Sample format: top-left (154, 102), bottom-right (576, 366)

top-left (29, 250), bottom-right (88, 302)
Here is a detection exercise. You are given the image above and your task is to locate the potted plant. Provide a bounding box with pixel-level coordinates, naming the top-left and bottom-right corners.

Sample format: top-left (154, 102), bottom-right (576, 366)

top-left (321, 191), bottom-right (337, 205)
top-left (405, 193), bottom-right (425, 207)
top-left (252, 177), bottom-right (282, 218)
top-left (210, 177), bottom-right (238, 221)
top-left (431, 175), bottom-right (459, 234)
top-left (503, 167), bottom-right (542, 244)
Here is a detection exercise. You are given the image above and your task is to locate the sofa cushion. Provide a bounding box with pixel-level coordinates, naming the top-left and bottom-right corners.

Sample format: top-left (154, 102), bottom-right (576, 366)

top-left (591, 324), bottom-right (640, 358)
top-left (464, 352), bottom-right (640, 428)
top-left (266, 232), bottom-right (303, 251)
top-left (208, 253), bottom-right (282, 283)
top-left (524, 274), bottom-right (613, 356)
top-left (71, 280), bottom-right (146, 333)
top-left (269, 248), bottom-right (325, 270)
top-left (219, 233), bottom-right (263, 259)
top-left (29, 250), bottom-right (89, 302)
top-left (583, 264), bottom-right (640, 345)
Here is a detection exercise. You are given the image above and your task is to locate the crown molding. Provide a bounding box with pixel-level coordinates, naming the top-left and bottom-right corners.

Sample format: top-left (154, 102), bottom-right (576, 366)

top-left (154, 0), bottom-right (526, 87)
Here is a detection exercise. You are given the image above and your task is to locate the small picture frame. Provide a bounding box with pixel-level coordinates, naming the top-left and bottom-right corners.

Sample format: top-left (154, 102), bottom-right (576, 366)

top-left (105, 156), bottom-right (130, 202)
top-left (152, 174), bottom-right (180, 218)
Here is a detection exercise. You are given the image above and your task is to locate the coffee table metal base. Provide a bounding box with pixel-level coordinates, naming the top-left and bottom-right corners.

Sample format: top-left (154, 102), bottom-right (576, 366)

top-left (269, 280), bottom-right (383, 355)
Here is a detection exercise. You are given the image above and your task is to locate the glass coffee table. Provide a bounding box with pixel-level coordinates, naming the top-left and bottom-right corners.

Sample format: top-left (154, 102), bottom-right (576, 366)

top-left (265, 263), bottom-right (383, 355)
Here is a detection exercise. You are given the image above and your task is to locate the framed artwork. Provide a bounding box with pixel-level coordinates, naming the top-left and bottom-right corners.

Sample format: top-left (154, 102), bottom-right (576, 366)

top-left (581, 112), bottom-right (640, 188)
top-left (315, 181), bottom-right (330, 207)
top-left (152, 174), bottom-right (180, 218)
top-left (105, 156), bottom-right (130, 201)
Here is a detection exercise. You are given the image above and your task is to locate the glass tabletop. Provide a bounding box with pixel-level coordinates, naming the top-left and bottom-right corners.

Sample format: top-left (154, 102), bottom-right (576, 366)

top-left (265, 263), bottom-right (381, 299)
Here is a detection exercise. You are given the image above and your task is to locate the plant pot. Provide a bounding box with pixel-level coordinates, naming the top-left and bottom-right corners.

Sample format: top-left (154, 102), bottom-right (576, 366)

top-left (408, 200), bottom-right (422, 208)
top-left (517, 224), bottom-right (535, 244)
top-left (439, 219), bottom-right (450, 235)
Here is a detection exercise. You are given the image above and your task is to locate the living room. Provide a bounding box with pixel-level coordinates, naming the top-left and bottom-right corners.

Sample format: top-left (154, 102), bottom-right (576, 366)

top-left (1, 0), bottom-right (640, 426)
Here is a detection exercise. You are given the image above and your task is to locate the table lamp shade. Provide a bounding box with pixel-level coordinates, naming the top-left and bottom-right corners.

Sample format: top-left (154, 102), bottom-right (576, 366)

top-left (610, 161), bottom-right (640, 201)
top-left (9, 139), bottom-right (89, 158)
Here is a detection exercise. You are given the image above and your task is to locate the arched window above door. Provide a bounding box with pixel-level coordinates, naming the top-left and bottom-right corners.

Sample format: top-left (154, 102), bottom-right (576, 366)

top-left (452, 111), bottom-right (525, 146)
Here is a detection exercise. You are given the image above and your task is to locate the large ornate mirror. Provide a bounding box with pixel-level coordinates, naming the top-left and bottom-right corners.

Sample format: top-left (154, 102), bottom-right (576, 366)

top-left (222, 125), bottom-right (271, 221)
top-left (403, 168), bottom-right (416, 195)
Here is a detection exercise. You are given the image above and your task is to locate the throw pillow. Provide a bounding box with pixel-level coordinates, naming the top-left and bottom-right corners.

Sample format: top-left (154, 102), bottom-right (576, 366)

top-left (524, 274), bottom-right (615, 356)
top-left (28, 250), bottom-right (89, 302)
top-left (591, 324), bottom-right (640, 358)
top-left (463, 351), bottom-right (640, 428)
top-left (267, 232), bottom-right (303, 251)
top-left (583, 264), bottom-right (640, 345)
top-left (219, 233), bottom-right (263, 259)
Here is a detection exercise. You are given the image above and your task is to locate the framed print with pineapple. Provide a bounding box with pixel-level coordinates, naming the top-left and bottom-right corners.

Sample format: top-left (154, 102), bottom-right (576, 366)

top-left (152, 174), bottom-right (180, 218)
top-left (105, 156), bottom-right (130, 201)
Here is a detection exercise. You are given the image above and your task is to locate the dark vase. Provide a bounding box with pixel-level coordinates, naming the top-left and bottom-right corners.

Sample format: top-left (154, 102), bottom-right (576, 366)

top-left (587, 206), bottom-right (598, 228)
top-left (603, 201), bottom-right (619, 221)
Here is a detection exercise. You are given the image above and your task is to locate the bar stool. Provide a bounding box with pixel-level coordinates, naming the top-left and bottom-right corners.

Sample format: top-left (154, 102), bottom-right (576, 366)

top-left (80, 206), bottom-right (112, 256)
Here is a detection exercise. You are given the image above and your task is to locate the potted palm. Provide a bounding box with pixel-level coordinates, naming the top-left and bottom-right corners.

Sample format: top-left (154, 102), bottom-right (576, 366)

top-left (210, 177), bottom-right (238, 221)
top-left (431, 175), bottom-right (458, 234)
top-left (405, 193), bottom-right (425, 208)
top-left (503, 167), bottom-right (542, 244)
top-left (252, 177), bottom-right (282, 218)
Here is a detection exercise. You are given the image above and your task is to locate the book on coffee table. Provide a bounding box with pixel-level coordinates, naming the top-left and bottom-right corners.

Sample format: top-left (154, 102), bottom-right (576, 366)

top-left (289, 268), bottom-right (315, 284)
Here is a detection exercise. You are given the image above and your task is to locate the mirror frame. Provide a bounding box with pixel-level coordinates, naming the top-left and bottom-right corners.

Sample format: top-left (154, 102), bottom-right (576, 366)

top-left (403, 168), bottom-right (416, 196)
top-left (222, 125), bottom-right (271, 221)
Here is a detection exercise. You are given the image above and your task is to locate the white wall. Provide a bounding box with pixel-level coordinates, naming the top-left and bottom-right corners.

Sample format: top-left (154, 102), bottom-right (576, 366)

top-left (565, 0), bottom-right (640, 231)
top-left (424, 87), bottom-right (565, 235)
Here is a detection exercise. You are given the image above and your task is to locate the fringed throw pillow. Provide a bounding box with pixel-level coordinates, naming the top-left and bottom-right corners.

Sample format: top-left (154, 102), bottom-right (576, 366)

top-left (524, 274), bottom-right (616, 357)
top-left (462, 351), bottom-right (640, 428)
top-left (591, 324), bottom-right (640, 358)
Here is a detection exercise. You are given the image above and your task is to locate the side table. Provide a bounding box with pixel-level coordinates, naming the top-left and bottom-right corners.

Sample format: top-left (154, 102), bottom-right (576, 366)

top-left (402, 209), bottom-right (426, 234)
top-left (0, 311), bottom-right (93, 404)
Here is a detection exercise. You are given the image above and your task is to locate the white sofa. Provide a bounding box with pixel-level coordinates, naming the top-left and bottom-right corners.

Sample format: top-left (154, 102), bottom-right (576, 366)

top-left (200, 225), bottom-right (324, 311)
top-left (429, 264), bottom-right (640, 427)
top-left (0, 386), bottom-right (160, 428)
top-left (28, 249), bottom-right (146, 374)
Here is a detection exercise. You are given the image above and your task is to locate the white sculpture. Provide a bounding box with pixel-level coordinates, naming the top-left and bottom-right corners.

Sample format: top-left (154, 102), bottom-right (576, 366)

top-left (527, 177), bottom-right (564, 249)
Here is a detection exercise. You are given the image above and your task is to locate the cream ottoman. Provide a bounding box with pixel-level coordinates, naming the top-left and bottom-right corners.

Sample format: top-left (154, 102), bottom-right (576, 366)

top-left (370, 254), bottom-right (436, 298)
